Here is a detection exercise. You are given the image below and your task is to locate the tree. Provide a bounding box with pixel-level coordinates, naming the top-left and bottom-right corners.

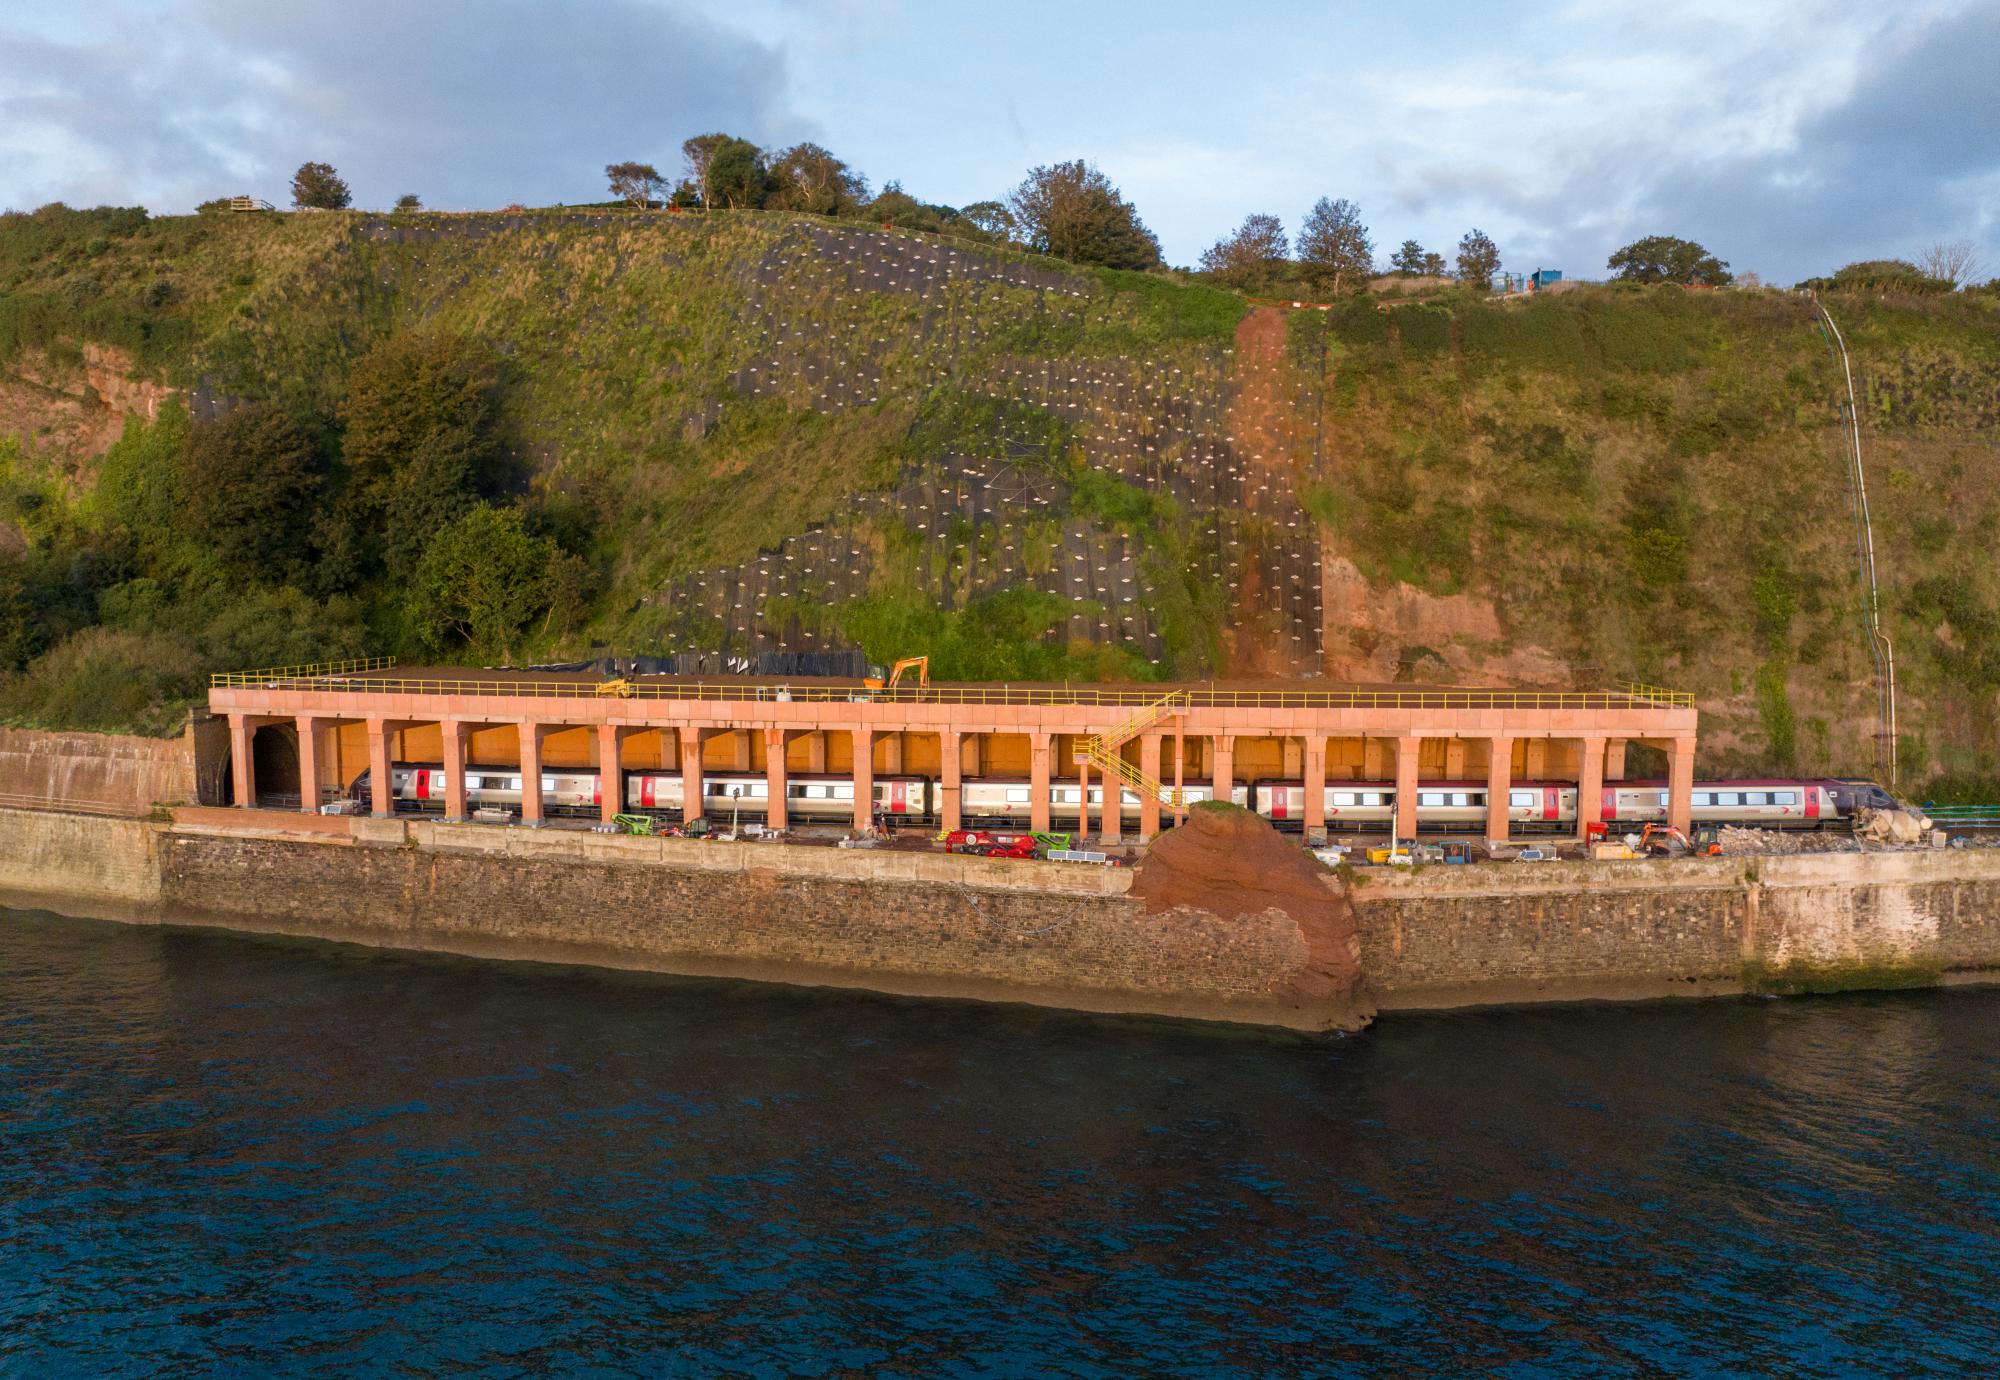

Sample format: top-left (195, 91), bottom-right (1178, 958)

top-left (605, 161), bottom-right (664, 208)
top-left (1607, 235), bottom-right (1732, 286)
top-left (706, 138), bottom-right (772, 208)
top-left (1199, 213), bottom-right (1289, 290)
top-left (766, 143), bottom-right (868, 216)
top-left (1297, 198), bottom-right (1373, 295)
top-left (1008, 161), bottom-right (1161, 270)
top-left (290, 162), bottom-right (351, 211)
top-left (681, 132), bottom-right (732, 207)
top-left (1917, 241), bottom-right (1982, 289)
top-left (393, 193), bottom-right (422, 213)
top-left (339, 333), bottom-right (502, 575)
top-left (407, 504), bottom-right (580, 657)
top-left (177, 404), bottom-right (326, 579)
top-left (959, 200), bottom-right (1018, 242)
top-left (1420, 251), bottom-right (1448, 277)
top-left (1456, 228), bottom-right (1500, 290)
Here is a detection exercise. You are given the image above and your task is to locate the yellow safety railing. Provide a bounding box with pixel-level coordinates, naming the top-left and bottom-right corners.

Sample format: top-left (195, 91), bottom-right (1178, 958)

top-left (1077, 691), bottom-right (1190, 811)
top-left (217, 656), bottom-right (398, 684)
top-left (1617, 681), bottom-right (1697, 708)
top-left (208, 672), bottom-right (1695, 711)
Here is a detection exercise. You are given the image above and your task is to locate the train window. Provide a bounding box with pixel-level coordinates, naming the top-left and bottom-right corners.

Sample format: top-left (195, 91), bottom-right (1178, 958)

top-left (1509, 790), bottom-right (1535, 807)
top-left (1774, 790), bottom-right (1797, 805)
top-left (1057, 789), bottom-right (1077, 804)
top-left (1655, 792), bottom-right (1668, 807)
top-left (1693, 793), bottom-right (1712, 807)
top-left (1005, 787), bottom-right (1030, 804)
top-left (835, 785), bottom-right (853, 800)
top-left (1121, 789), bottom-right (1140, 805)
top-left (1418, 792), bottom-right (1442, 807)
top-left (1745, 792), bottom-right (1770, 806)
top-left (1332, 791), bottom-right (1357, 807)
top-left (1716, 792), bottom-right (1741, 806)
top-left (1363, 793), bottom-right (1385, 807)
top-left (541, 776), bottom-right (555, 792)
top-left (509, 778), bottom-right (522, 792)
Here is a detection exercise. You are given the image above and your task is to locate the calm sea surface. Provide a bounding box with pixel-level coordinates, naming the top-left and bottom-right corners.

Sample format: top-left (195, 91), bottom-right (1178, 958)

top-left (3, 908), bottom-right (1998, 1378)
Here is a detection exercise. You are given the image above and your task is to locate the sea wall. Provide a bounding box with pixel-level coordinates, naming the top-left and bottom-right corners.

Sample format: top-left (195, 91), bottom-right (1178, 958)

top-left (10, 805), bottom-right (2000, 1026)
top-left (148, 812), bottom-right (1335, 1028)
top-left (0, 726), bottom-right (194, 814)
top-left (1352, 850), bottom-right (2000, 1006)
top-left (0, 806), bottom-right (162, 919)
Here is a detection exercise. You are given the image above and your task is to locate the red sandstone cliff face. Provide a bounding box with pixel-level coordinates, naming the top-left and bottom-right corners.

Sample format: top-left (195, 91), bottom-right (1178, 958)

top-left (0, 344), bottom-right (174, 471)
top-left (1130, 806), bottom-right (1372, 1028)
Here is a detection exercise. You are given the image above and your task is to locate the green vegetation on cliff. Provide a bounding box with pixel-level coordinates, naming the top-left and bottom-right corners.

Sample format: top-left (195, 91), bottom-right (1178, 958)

top-left (1, 202), bottom-right (1998, 800)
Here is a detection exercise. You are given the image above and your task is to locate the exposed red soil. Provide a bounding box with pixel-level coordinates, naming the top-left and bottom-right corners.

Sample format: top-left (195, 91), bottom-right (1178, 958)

top-left (1130, 805), bottom-right (1365, 1010)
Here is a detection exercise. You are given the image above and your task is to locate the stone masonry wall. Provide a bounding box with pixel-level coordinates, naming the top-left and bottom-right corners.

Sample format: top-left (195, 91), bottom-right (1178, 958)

top-left (0, 806), bottom-right (161, 918)
top-left (153, 824), bottom-right (1329, 1027)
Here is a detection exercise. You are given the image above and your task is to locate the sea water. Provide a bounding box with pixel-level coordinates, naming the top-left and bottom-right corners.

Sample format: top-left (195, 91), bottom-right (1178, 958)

top-left (3, 909), bottom-right (1997, 1377)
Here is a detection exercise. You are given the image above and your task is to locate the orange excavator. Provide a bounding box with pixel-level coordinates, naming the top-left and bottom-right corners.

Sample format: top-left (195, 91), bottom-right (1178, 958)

top-left (863, 656), bottom-right (929, 691)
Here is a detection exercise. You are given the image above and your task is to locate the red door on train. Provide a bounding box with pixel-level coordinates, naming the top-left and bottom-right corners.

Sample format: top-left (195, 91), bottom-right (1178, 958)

top-left (1543, 786), bottom-right (1558, 821)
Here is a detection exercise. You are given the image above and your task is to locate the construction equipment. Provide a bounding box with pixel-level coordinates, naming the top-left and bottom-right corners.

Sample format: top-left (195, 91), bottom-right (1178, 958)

top-left (1440, 841), bottom-right (1475, 865)
top-left (594, 678), bottom-right (635, 698)
top-left (1366, 844), bottom-right (1414, 866)
top-left (1634, 823), bottom-right (1709, 857)
top-left (942, 829), bottom-right (1037, 859)
top-left (863, 657), bottom-right (930, 691)
top-left (611, 813), bottom-right (655, 837)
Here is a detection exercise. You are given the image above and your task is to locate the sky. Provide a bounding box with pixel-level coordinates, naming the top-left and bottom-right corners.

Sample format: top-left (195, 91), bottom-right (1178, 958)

top-left (2, 0), bottom-right (1995, 285)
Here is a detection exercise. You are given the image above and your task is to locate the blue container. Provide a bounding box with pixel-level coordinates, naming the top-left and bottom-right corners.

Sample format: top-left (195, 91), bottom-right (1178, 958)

top-left (1531, 268), bottom-right (1564, 289)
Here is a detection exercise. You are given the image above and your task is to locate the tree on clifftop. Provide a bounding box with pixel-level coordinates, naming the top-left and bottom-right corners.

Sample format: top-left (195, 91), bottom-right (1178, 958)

top-left (605, 161), bottom-right (664, 207)
top-left (706, 138), bottom-right (773, 208)
top-left (1297, 197), bottom-right (1372, 296)
top-left (1200, 213), bottom-right (1289, 291)
top-left (681, 132), bottom-right (731, 206)
top-left (1608, 235), bottom-right (1732, 286)
top-left (1456, 228), bottom-right (1500, 290)
top-left (1008, 161), bottom-right (1161, 270)
top-left (767, 143), bottom-right (868, 216)
top-left (290, 162), bottom-right (351, 210)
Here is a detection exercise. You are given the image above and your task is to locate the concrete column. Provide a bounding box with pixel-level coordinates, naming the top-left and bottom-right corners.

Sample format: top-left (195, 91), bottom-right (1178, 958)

top-left (1173, 722), bottom-right (1185, 827)
top-left (442, 721), bottom-right (469, 823)
top-left (230, 714), bottom-right (255, 809)
top-left (367, 718), bottom-right (393, 818)
top-left (1030, 732), bottom-right (1052, 833)
top-left (961, 734), bottom-right (981, 777)
top-left (1077, 758), bottom-right (1091, 842)
top-left (1394, 735), bottom-right (1420, 841)
top-left (1444, 738), bottom-right (1467, 778)
top-left (1525, 738), bottom-right (1548, 779)
top-left (1606, 738), bottom-right (1628, 782)
top-left (679, 728), bottom-right (704, 824)
top-left (1098, 759), bottom-right (1120, 848)
top-left (295, 715), bottom-right (320, 814)
top-left (1138, 732), bottom-right (1162, 841)
top-left (764, 729), bottom-right (787, 831)
top-left (1669, 736), bottom-right (1696, 835)
top-left (1211, 734), bottom-right (1234, 807)
top-left (1577, 736), bottom-right (1606, 842)
top-left (1486, 735), bottom-right (1514, 846)
top-left (1304, 736), bottom-right (1327, 844)
top-left (940, 731), bottom-right (962, 834)
top-left (804, 731), bottom-right (826, 772)
top-left (597, 723), bottom-right (621, 823)
top-left (881, 732), bottom-right (904, 774)
top-left (518, 722), bottom-right (544, 826)
top-left (851, 728), bottom-right (874, 830)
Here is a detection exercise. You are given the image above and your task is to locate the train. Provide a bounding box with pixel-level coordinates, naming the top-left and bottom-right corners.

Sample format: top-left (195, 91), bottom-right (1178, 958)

top-left (352, 764), bottom-right (1890, 833)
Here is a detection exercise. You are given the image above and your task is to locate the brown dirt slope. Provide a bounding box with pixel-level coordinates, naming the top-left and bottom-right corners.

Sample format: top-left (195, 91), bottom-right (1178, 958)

top-left (1131, 804), bottom-right (1369, 1021)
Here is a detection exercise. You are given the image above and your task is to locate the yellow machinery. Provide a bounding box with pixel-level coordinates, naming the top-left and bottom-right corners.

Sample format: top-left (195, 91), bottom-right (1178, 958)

top-left (863, 656), bottom-right (929, 691)
top-left (594, 678), bottom-right (635, 698)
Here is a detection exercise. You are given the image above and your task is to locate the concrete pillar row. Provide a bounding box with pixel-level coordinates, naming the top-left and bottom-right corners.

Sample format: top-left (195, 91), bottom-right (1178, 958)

top-left (1486, 735), bottom-right (1515, 846)
top-left (441, 721), bottom-right (470, 823)
top-left (1394, 735), bottom-right (1421, 841)
top-left (1138, 732), bottom-right (1163, 841)
top-left (294, 715), bottom-right (320, 815)
top-left (851, 728), bottom-right (874, 831)
top-left (1576, 736), bottom-right (1607, 842)
top-left (764, 729), bottom-right (787, 831)
top-left (518, 722), bottom-right (545, 826)
top-left (1030, 732), bottom-right (1052, 834)
top-left (1668, 736), bottom-right (1697, 835)
top-left (1303, 736), bottom-right (1328, 844)
top-left (1211, 734), bottom-right (1235, 809)
top-left (940, 730), bottom-right (963, 835)
top-left (679, 728), bottom-right (704, 825)
top-left (230, 713), bottom-right (255, 809)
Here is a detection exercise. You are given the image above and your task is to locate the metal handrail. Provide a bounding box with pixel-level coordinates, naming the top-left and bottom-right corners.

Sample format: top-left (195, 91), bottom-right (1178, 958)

top-left (226, 655), bottom-right (399, 681)
top-left (208, 674), bottom-right (1694, 710)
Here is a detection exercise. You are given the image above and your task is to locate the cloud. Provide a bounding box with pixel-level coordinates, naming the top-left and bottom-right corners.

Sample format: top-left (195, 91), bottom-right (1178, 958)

top-left (0, 0), bottom-right (797, 212)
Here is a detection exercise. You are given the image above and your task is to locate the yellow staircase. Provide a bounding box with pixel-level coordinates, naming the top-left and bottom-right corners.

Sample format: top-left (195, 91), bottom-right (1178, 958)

top-left (1077, 692), bottom-right (1189, 812)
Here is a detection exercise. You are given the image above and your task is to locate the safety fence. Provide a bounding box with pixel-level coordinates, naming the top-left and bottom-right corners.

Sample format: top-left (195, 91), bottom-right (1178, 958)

top-left (213, 669), bottom-right (1692, 712)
